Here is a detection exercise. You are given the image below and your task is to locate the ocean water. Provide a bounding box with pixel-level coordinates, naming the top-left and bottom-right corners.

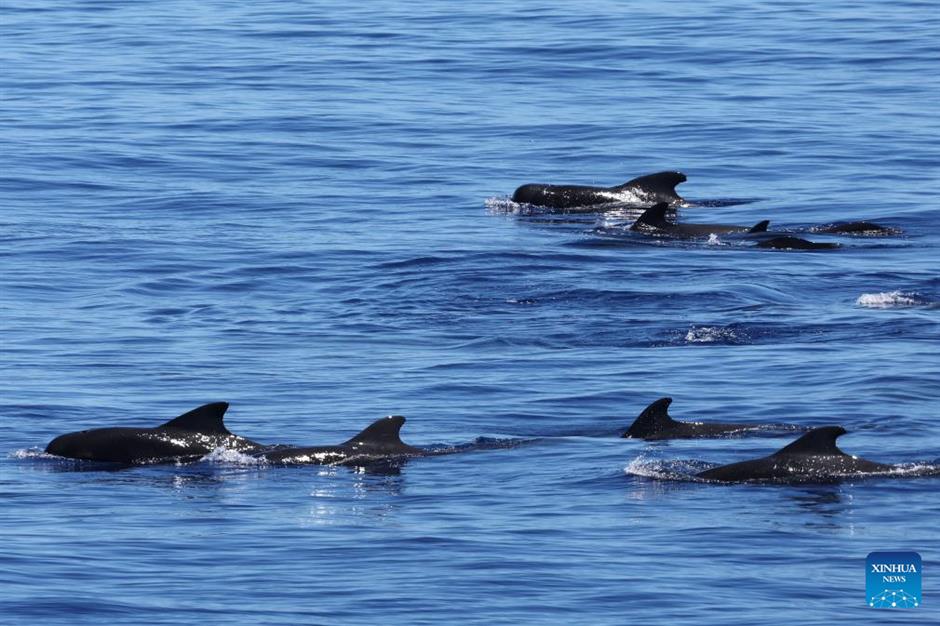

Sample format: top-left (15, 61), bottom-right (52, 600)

top-left (2, 1), bottom-right (939, 624)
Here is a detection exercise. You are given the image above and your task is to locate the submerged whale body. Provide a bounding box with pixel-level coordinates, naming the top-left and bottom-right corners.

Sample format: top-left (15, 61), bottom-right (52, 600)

top-left (45, 402), bottom-right (262, 464)
top-left (630, 203), bottom-right (769, 237)
top-left (697, 426), bottom-right (897, 482)
top-left (622, 397), bottom-right (793, 440)
top-left (262, 415), bottom-right (426, 465)
top-left (756, 236), bottom-right (839, 250)
top-left (511, 171), bottom-right (686, 209)
top-left (811, 221), bottom-right (899, 236)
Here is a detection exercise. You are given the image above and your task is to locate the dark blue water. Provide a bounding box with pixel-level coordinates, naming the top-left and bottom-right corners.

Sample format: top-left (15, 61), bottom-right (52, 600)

top-left (2, 1), bottom-right (939, 624)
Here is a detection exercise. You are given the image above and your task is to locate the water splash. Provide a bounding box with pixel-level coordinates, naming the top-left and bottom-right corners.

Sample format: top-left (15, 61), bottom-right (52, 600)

top-left (9, 447), bottom-right (55, 460)
top-left (624, 456), bottom-right (712, 481)
top-left (856, 291), bottom-right (927, 308)
top-left (201, 446), bottom-right (267, 465)
top-left (684, 325), bottom-right (745, 344)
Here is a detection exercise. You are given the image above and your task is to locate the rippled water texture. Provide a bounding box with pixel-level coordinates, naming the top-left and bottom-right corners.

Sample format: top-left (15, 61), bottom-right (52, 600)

top-left (2, 1), bottom-right (938, 624)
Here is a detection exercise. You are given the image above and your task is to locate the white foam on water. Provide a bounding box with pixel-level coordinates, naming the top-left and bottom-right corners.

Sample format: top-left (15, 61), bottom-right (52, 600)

top-left (9, 447), bottom-right (55, 459)
top-left (684, 325), bottom-right (738, 343)
top-left (856, 290), bottom-right (924, 308)
top-left (200, 446), bottom-right (266, 465)
top-left (624, 456), bottom-right (663, 478)
top-left (484, 196), bottom-right (521, 214)
top-left (624, 457), bottom-right (708, 481)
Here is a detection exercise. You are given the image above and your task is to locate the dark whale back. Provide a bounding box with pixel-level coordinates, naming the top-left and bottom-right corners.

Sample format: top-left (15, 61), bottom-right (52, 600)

top-left (631, 204), bottom-right (770, 236)
top-left (623, 397), bottom-right (792, 440)
top-left (697, 426), bottom-right (894, 482)
top-left (771, 425), bottom-right (848, 457)
top-left (623, 397), bottom-right (680, 438)
top-left (157, 402), bottom-right (233, 434)
top-left (757, 236), bottom-right (839, 250)
top-left (264, 415), bottom-right (424, 464)
top-left (511, 170), bottom-right (686, 209)
top-left (44, 402), bottom-right (260, 464)
top-left (813, 221), bottom-right (898, 235)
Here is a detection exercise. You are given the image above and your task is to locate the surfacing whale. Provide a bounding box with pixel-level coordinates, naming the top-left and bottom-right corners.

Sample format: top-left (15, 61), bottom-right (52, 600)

top-left (622, 397), bottom-right (797, 440)
top-left (511, 171), bottom-right (686, 209)
top-left (262, 415), bottom-right (428, 465)
top-left (696, 426), bottom-right (930, 483)
top-left (630, 203), bottom-right (769, 237)
top-left (45, 402), bottom-right (262, 464)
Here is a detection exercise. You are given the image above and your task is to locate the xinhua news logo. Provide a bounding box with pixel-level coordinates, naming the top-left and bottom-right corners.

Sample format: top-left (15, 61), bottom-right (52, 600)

top-left (866, 551), bottom-right (921, 609)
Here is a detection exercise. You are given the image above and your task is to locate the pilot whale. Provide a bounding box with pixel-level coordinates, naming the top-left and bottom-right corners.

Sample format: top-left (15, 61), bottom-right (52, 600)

top-left (262, 415), bottom-right (427, 465)
top-left (697, 426), bottom-right (902, 482)
top-left (630, 203), bottom-right (769, 237)
top-left (45, 402), bottom-right (262, 464)
top-left (622, 397), bottom-right (796, 440)
top-left (511, 171), bottom-right (686, 209)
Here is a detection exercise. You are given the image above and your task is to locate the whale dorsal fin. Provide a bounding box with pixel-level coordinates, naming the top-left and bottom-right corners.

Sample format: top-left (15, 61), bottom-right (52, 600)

top-left (624, 397), bottom-right (679, 438)
top-left (343, 416), bottom-right (408, 449)
top-left (773, 426), bottom-right (848, 456)
top-left (618, 171), bottom-right (686, 201)
top-left (748, 220), bottom-right (770, 233)
top-left (630, 202), bottom-right (671, 231)
top-left (158, 402), bottom-right (231, 434)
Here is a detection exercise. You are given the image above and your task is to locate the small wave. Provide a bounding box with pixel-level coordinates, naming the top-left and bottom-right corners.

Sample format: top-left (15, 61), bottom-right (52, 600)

top-left (856, 291), bottom-right (927, 308)
top-left (879, 462), bottom-right (940, 477)
top-left (423, 436), bottom-right (534, 456)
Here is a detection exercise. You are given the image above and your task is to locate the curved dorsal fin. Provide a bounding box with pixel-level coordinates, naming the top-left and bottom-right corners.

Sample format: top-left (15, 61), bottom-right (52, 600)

top-left (618, 171), bottom-right (686, 200)
top-left (630, 202), bottom-right (671, 231)
top-left (624, 397), bottom-right (679, 437)
top-left (343, 415), bottom-right (407, 448)
top-left (158, 402), bottom-right (231, 434)
top-left (748, 220), bottom-right (770, 233)
top-left (772, 426), bottom-right (847, 456)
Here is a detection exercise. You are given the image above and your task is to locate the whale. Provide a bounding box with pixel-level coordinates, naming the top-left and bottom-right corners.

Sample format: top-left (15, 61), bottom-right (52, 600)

top-left (810, 221), bottom-right (899, 236)
top-left (630, 203), bottom-right (769, 237)
top-left (45, 402), bottom-right (263, 464)
top-left (622, 397), bottom-right (797, 440)
top-left (756, 236), bottom-right (839, 250)
top-left (262, 415), bottom-right (427, 465)
top-left (697, 426), bottom-right (898, 482)
top-left (511, 171), bottom-right (686, 209)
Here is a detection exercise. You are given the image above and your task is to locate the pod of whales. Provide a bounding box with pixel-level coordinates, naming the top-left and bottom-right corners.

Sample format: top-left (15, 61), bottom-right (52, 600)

top-left (44, 402), bottom-right (262, 464)
top-left (696, 426), bottom-right (905, 483)
top-left (41, 402), bottom-right (938, 483)
top-left (37, 170), bottom-right (925, 483)
top-left (512, 171), bottom-right (686, 209)
top-left (622, 397), bottom-right (798, 440)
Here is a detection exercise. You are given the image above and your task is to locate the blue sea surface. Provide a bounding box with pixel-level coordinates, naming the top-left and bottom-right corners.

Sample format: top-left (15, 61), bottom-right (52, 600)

top-left (2, 1), bottom-right (939, 624)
